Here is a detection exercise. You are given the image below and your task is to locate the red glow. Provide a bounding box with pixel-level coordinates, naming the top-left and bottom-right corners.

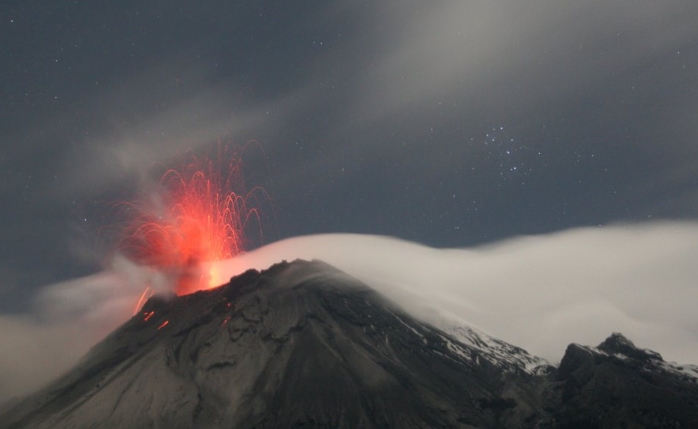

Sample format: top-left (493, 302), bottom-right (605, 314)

top-left (143, 311), bottom-right (155, 322)
top-left (117, 143), bottom-right (266, 297)
top-left (157, 320), bottom-right (169, 330)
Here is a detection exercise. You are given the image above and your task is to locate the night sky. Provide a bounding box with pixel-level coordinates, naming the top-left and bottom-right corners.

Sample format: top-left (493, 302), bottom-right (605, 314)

top-left (2, 0), bottom-right (698, 311)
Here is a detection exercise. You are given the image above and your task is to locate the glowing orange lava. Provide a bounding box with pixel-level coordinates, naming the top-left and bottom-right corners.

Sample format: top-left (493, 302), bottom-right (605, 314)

top-left (135, 287), bottom-right (153, 311)
top-left (117, 144), bottom-right (265, 297)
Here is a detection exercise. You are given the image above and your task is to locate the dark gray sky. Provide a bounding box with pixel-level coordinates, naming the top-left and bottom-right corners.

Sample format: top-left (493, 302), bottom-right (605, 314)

top-left (1, 0), bottom-right (698, 310)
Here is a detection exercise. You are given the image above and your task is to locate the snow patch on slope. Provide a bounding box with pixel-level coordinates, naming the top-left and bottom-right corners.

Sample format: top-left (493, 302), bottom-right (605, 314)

top-left (574, 343), bottom-right (698, 383)
top-left (425, 310), bottom-right (550, 375)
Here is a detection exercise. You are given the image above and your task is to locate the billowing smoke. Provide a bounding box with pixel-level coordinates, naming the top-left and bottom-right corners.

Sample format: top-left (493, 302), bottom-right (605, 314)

top-left (2, 221), bottom-right (698, 404)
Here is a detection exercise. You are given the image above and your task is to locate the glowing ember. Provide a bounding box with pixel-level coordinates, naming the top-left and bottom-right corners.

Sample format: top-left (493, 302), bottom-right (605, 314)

top-left (157, 320), bottom-right (170, 330)
top-left (135, 287), bottom-right (153, 313)
top-left (117, 143), bottom-right (266, 298)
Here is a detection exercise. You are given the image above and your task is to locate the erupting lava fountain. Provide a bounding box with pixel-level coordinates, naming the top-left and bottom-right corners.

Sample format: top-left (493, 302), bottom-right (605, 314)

top-left (115, 144), bottom-right (266, 300)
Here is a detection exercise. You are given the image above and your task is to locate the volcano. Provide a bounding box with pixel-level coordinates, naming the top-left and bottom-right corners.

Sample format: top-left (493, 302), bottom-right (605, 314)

top-left (1, 260), bottom-right (697, 428)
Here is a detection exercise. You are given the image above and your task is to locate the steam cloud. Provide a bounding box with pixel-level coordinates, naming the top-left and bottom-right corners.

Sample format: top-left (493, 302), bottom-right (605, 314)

top-left (2, 221), bottom-right (698, 404)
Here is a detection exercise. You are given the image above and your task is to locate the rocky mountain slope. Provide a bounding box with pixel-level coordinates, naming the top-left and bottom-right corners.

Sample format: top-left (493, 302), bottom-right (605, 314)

top-left (1, 259), bottom-right (696, 428)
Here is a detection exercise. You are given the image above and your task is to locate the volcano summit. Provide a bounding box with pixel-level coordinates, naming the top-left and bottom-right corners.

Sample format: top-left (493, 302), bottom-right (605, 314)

top-left (1, 260), bottom-right (697, 428)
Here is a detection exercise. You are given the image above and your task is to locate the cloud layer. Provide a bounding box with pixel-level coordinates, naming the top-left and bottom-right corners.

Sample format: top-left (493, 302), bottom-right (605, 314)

top-left (223, 222), bottom-right (698, 365)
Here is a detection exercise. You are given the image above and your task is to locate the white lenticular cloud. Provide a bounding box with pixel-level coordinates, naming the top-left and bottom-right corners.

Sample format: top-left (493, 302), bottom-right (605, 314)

top-left (219, 221), bottom-right (698, 365)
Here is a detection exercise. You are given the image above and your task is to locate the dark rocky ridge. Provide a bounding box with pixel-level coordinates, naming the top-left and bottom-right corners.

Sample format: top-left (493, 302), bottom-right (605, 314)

top-left (552, 334), bottom-right (698, 428)
top-left (1, 259), bottom-right (697, 428)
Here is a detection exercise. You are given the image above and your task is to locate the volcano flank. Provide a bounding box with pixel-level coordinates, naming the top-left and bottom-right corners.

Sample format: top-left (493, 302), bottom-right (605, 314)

top-left (1, 260), bottom-right (697, 428)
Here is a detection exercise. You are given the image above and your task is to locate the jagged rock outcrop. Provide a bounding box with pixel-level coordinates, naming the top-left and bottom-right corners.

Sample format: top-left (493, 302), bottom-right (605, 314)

top-left (551, 333), bottom-right (698, 428)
